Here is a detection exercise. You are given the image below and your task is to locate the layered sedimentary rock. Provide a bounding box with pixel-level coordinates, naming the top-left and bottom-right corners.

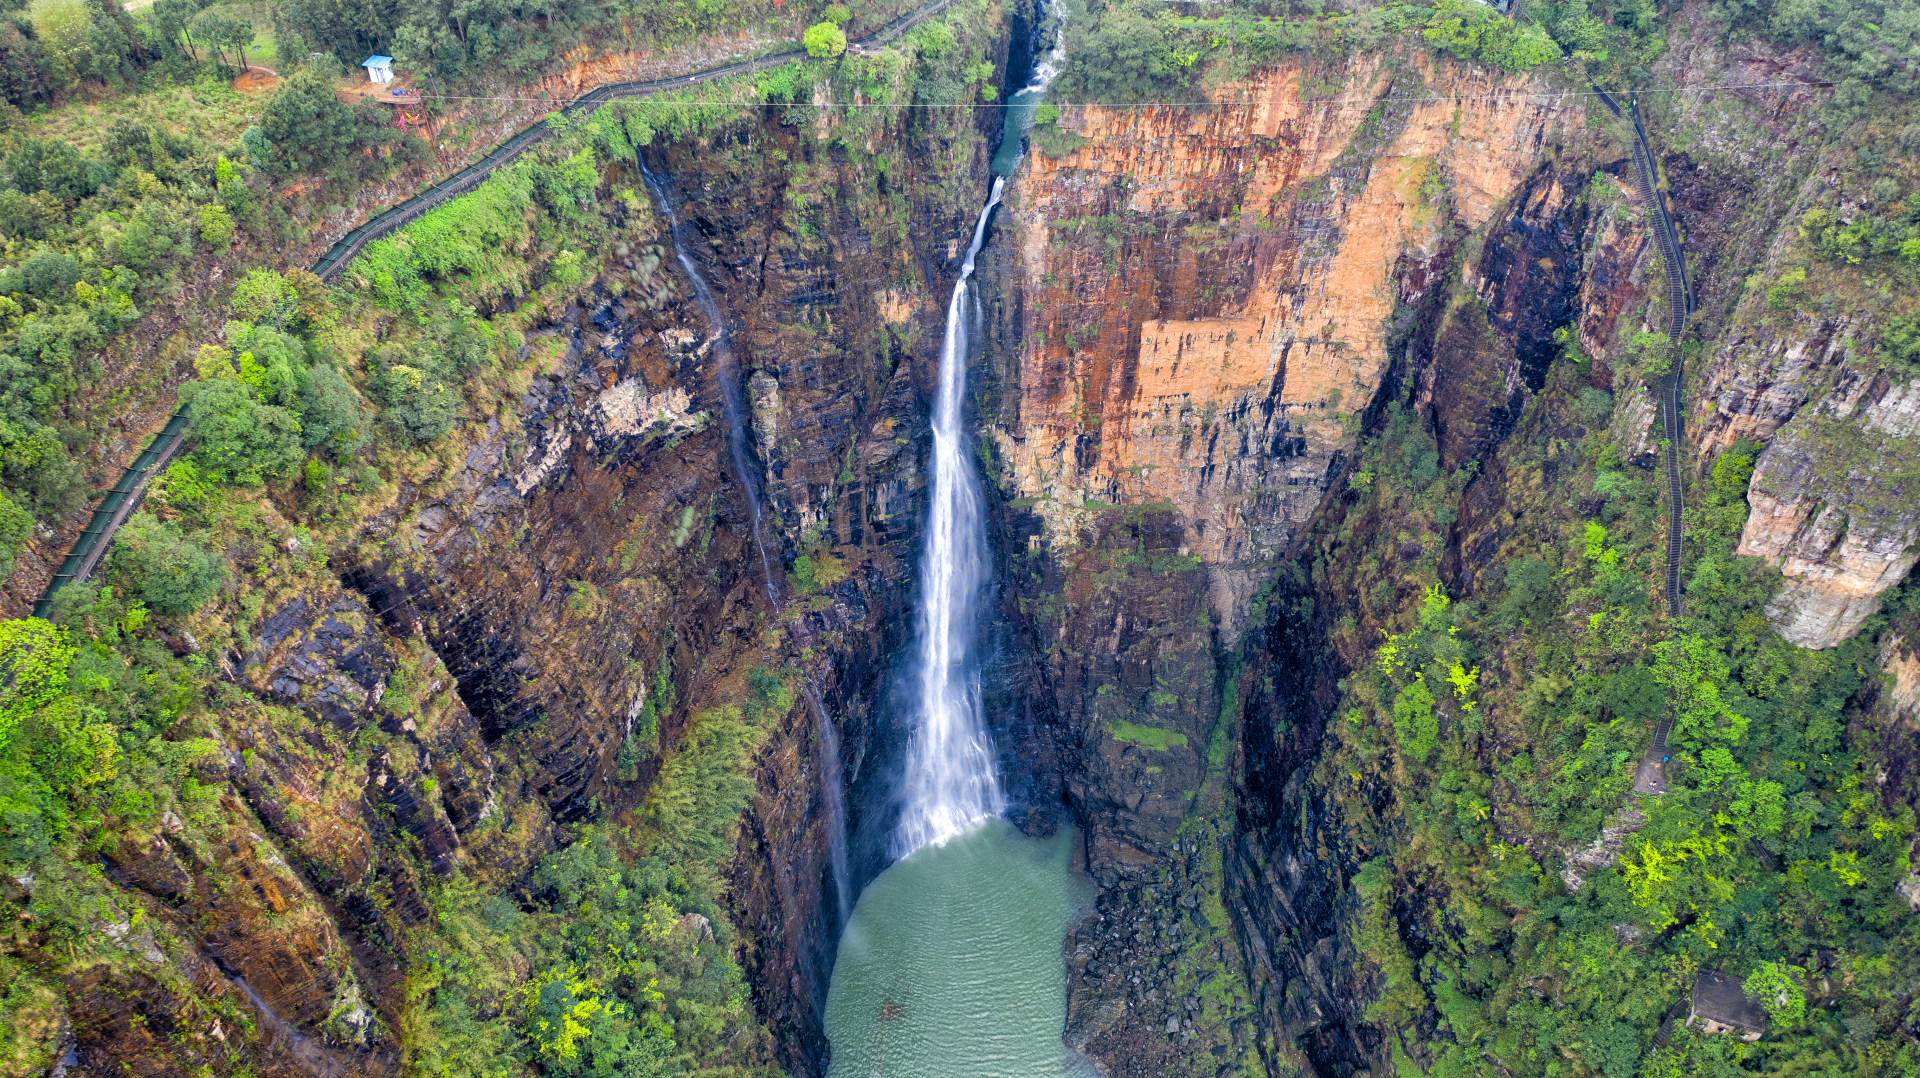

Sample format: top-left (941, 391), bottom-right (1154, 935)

top-left (973, 48), bottom-right (1592, 1076)
top-left (984, 55), bottom-right (1580, 640)
top-left (1737, 374), bottom-right (1920, 648)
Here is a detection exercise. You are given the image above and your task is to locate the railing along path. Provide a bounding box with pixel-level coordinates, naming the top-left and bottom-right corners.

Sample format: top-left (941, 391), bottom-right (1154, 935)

top-left (1596, 86), bottom-right (1692, 776)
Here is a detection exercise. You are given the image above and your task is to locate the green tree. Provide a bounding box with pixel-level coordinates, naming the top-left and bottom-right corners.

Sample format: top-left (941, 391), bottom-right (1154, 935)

top-left (181, 378), bottom-right (303, 484)
top-left (198, 203), bottom-right (235, 246)
top-left (189, 7), bottom-right (253, 72)
top-left (297, 363), bottom-right (368, 457)
top-left (104, 512), bottom-right (222, 615)
top-left (259, 59), bottom-right (365, 175)
top-left (1743, 962), bottom-right (1806, 1027)
top-left (803, 20), bottom-right (847, 58)
top-left (1392, 675), bottom-right (1439, 763)
top-left (370, 355), bottom-right (460, 443)
top-left (3, 138), bottom-right (107, 203)
top-left (0, 489), bottom-right (30, 582)
top-left (0, 618), bottom-right (71, 753)
top-left (228, 269), bottom-right (288, 321)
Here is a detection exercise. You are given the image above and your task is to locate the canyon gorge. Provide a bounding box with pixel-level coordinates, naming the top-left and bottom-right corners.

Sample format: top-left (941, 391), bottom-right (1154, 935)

top-left (1, 1), bottom-right (1918, 1077)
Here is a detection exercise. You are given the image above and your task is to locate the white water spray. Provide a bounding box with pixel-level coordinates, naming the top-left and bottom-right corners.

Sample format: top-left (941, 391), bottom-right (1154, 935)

top-left (895, 184), bottom-right (1007, 855)
top-left (896, 7), bottom-right (1068, 856)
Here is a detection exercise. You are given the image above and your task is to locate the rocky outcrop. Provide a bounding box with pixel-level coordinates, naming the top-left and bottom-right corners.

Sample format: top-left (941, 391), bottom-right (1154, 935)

top-left (1737, 373), bottom-right (1920, 648)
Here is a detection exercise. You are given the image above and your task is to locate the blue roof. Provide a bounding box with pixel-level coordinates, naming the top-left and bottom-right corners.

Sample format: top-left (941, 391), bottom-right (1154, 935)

top-left (363, 55), bottom-right (392, 67)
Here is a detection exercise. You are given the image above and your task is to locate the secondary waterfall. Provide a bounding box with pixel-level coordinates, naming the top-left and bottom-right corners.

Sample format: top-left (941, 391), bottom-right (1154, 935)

top-left (895, 4), bottom-right (1068, 857)
top-left (639, 157), bottom-right (853, 927)
top-left (637, 159), bottom-right (779, 605)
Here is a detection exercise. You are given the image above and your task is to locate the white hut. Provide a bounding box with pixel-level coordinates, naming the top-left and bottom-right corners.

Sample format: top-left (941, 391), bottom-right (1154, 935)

top-left (362, 55), bottom-right (394, 84)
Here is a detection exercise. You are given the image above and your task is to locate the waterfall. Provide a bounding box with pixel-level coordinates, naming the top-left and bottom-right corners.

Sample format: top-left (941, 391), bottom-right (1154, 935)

top-left (895, 0), bottom-right (1068, 858)
top-left (637, 159), bottom-right (779, 605)
top-left (895, 185), bottom-right (1008, 855)
top-left (639, 158), bottom-right (853, 926)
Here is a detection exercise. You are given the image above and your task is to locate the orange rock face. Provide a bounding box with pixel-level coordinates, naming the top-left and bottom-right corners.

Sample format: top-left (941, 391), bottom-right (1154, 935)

top-left (987, 53), bottom-right (1580, 632)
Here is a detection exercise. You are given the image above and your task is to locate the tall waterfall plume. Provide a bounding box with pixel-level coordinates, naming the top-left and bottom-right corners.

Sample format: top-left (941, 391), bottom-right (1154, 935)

top-left (895, 0), bottom-right (1068, 857)
top-left (895, 185), bottom-right (1008, 855)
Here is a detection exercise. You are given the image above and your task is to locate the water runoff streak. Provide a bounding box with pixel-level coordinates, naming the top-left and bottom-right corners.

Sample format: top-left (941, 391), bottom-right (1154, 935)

top-left (639, 158), bottom-right (852, 927)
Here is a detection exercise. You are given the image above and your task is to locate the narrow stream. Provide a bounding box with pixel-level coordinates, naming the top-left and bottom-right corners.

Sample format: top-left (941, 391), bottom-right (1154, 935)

top-left (826, 7), bottom-right (1076, 1075)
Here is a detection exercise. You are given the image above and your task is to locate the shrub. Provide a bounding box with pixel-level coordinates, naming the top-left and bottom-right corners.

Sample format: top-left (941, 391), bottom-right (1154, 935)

top-left (804, 20), bottom-right (847, 58)
top-left (104, 512), bottom-right (223, 615)
top-left (1420, 0), bottom-right (1563, 70)
top-left (4, 138), bottom-right (108, 202)
top-left (297, 363), bottom-right (368, 457)
top-left (1392, 675), bottom-right (1439, 762)
top-left (0, 490), bottom-right (29, 580)
top-left (198, 204), bottom-right (235, 246)
top-left (11, 251), bottom-right (81, 300)
top-left (0, 424), bottom-right (85, 517)
top-left (0, 617), bottom-right (71, 753)
top-left (370, 355), bottom-right (461, 444)
top-left (1743, 962), bottom-right (1807, 1026)
top-left (228, 269), bottom-right (288, 321)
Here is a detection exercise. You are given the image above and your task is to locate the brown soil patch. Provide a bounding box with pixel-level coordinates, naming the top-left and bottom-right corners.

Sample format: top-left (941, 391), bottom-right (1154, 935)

top-left (231, 67), bottom-right (280, 94)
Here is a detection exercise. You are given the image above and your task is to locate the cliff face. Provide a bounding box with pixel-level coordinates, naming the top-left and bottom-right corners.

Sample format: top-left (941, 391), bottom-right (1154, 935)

top-left (37, 26), bottom-right (1009, 1074)
top-left (983, 55), bottom-right (1579, 638)
top-left (971, 48), bottom-right (1596, 1077)
top-left (1666, 8), bottom-right (1920, 648)
top-left (1736, 379), bottom-right (1920, 648)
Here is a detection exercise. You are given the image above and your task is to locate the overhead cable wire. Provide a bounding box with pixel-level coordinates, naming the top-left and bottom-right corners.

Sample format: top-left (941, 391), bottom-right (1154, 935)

top-left (383, 78), bottom-right (1832, 108)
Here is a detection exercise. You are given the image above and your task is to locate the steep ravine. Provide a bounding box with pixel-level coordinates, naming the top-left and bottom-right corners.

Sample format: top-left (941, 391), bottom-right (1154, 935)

top-left (20, 3), bottom-right (1920, 1075)
top-left (967, 47), bottom-right (1603, 1076)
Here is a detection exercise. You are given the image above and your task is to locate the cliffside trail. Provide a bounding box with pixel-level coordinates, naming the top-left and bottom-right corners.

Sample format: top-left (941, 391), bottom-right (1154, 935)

top-left (1597, 86), bottom-right (1692, 779)
top-left (31, 0), bottom-right (961, 619)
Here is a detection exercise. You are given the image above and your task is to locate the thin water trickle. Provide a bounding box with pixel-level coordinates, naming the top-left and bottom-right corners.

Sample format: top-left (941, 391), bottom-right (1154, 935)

top-left (637, 159), bottom-right (779, 606)
top-left (808, 683), bottom-right (855, 927)
top-left (639, 157), bottom-right (853, 928)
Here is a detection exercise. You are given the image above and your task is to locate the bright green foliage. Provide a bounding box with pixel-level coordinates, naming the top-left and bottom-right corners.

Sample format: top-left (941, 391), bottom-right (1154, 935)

top-left (228, 269), bottom-right (290, 321)
top-left (197, 202), bottom-right (235, 245)
top-left (0, 488), bottom-right (31, 581)
top-left (1110, 720), bottom-right (1189, 751)
top-left (1652, 635), bottom-right (1749, 748)
top-left (0, 619), bottom-right (72, 754)
top-left (644, 705), bottom-right (769, 863)
top-left (1743, 961), bottom-right (1807, 1027)
top-left (1417, 0), bottom-right (1561, 70)
top-left (1391, 676), bottom-right (1438, 762)
top-left (804, 20), bottom-right (848, 58)
top-left (1304, 345), bottom-right (1917, 1076)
